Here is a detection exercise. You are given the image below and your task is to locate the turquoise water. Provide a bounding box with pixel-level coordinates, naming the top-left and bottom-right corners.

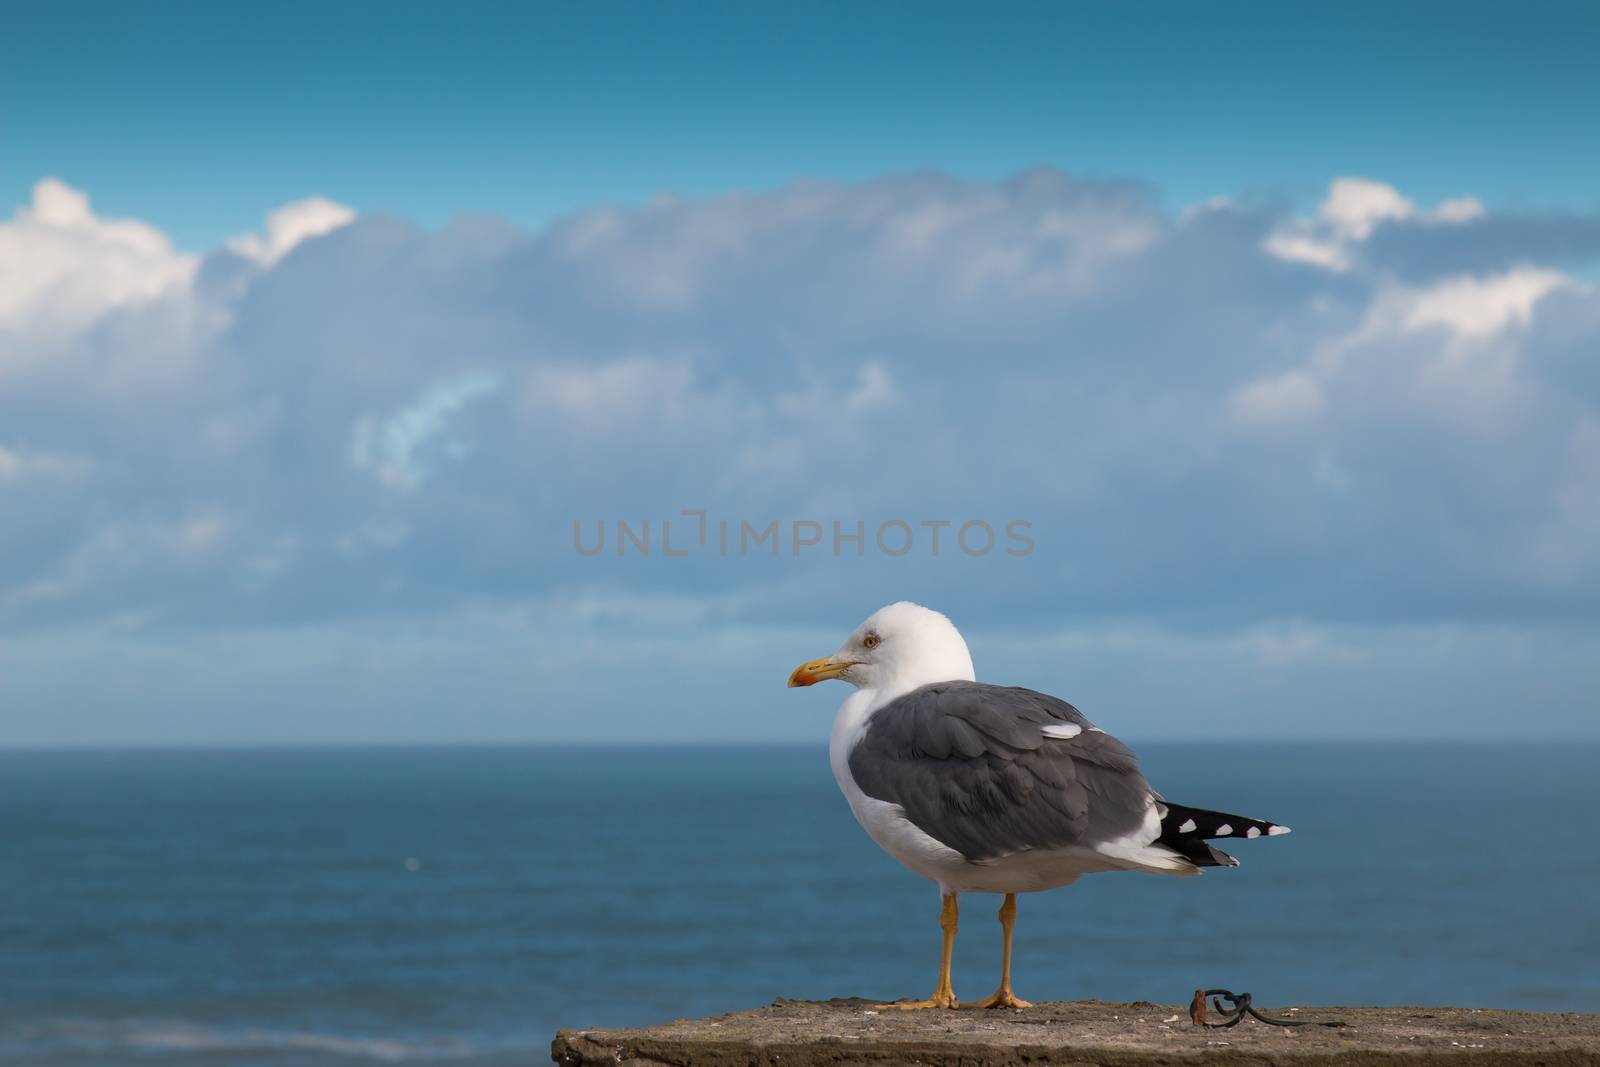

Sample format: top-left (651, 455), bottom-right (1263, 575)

top-left (1, 743), bottom-right (1596, 1064)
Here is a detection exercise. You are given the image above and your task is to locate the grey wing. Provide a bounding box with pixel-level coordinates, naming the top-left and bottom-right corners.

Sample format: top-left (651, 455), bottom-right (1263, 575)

top-left (847, 681), bottom-right (1154, 863)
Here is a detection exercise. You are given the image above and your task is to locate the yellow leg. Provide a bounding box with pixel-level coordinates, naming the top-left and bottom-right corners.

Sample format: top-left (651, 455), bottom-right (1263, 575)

top-left (965, 893), bottom-right (1032, 1009)
top-left (888, 893), bottom-right (960, 1009)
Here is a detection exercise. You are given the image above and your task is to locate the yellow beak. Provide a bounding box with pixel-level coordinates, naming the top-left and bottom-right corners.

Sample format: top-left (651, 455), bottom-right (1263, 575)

top-left (787, 657), bottom-right (854, 687)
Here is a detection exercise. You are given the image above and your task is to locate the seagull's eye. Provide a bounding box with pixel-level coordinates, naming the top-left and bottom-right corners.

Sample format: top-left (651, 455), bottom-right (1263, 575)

top-left (863, 634), bottom-right (880, 649)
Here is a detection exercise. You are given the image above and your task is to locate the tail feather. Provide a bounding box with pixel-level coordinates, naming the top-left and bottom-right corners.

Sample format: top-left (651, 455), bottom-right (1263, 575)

top-left (1156, 801), bottom-right (1290, 869)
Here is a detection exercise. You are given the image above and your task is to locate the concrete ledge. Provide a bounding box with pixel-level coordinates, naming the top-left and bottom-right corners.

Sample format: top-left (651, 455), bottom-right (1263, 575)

top-left (552, 997), bottom-right (1600, 1066)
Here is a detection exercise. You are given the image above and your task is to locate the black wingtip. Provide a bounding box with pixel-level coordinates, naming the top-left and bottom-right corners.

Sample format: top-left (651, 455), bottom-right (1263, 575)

top-left (1158, 802), bottom-right (1289, 859)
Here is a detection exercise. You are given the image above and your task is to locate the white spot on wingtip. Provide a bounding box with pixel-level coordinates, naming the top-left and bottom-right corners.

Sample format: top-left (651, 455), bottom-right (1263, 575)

top-left (1268, 824), bottom-right (1291, 835)
top-left (1214, 824), bottom-right (1233, 836)
top-left (1246, 826), bottom-right (1261, 838)
top-left (1040, 722), bottom-right (1083, 739)
top-left (1178, 818), bottom-right (1197, 833)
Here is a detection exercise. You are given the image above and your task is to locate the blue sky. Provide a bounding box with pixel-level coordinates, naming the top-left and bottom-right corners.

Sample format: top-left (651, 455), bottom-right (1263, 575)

top-left (2, 3), bottom-right (1599, 746)
top-left (6, 1), bottom-right (1597, 250)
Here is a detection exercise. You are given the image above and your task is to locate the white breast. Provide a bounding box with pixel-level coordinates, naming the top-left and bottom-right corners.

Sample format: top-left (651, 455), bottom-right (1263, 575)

top-left (828, 689), bottom-right (971, 891)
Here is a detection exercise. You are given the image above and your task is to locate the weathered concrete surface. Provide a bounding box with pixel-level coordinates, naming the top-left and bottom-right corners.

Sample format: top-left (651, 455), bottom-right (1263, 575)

top-left (552, 997), bottom-right (1600, 1066)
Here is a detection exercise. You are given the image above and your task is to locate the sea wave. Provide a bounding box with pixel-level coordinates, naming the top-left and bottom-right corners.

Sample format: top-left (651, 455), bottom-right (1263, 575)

top-left (0, 1018), bottom-right (488, 1063)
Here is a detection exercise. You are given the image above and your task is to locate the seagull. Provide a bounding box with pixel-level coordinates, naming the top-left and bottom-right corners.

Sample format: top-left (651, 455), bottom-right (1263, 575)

top-left (788, 601), bottom-right (1289, 1010)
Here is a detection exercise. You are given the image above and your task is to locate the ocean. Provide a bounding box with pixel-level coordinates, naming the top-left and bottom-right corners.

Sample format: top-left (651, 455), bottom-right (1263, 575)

top-left (1, 742), bottom-right (1596, 1065)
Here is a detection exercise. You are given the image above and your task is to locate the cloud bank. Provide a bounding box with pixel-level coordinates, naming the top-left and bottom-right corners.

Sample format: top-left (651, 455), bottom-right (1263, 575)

top-left (2, 172), bottom-right (1598, 744)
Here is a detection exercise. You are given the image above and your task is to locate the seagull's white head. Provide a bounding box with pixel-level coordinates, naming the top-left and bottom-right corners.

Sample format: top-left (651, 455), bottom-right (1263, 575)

top-left (787, 601), bottom-right (976, 699)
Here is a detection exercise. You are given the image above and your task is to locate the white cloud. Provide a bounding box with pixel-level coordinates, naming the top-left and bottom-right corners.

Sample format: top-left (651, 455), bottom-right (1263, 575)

top-left (883, 197), bottom-right (971, 256)
top-left (226, 196), bottom-right (356, 266)
top-left (1262, 230), bottom-right (1352, 271)
top-left (0, 178), bottom-right (197, 351)
top-left (1228, 370), bottom-right (1325, 428)
top-left (1519, 417), bottom-right (1600, 583)
top-left (1400, 267), bottom-right (1572, 338)
top-left (1319, 177), bottom-right (1416, 240)
top-left (2, 167), bottom-right (1600, 745)
top-left (521, 356), bottom-right (736, 432)
top-left (844, 362), bottom-right (898, 414)
top-left (1263, 177), bottom-right (1489, 273)
top-left (0, 510), bottom-right (230, 619)
top-left (167, 512), bottom-right (228, 557)
top-left (777, 361), bottom-right (900, 419)
top-left (2, 167), bottom-right (1600, 748)
top-left (963, 200), bottom-right (1160, 297)
top-left (1432, 196), bottom-right (1486, 223)
top-left (1236, 267), bottom-right (1581, 442)
top-left (0, 445), bottom-right (92, 483)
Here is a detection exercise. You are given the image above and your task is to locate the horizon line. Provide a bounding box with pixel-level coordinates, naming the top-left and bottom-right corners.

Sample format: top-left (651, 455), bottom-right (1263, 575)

top-left (3, 736), bottom-right (1596, 754)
